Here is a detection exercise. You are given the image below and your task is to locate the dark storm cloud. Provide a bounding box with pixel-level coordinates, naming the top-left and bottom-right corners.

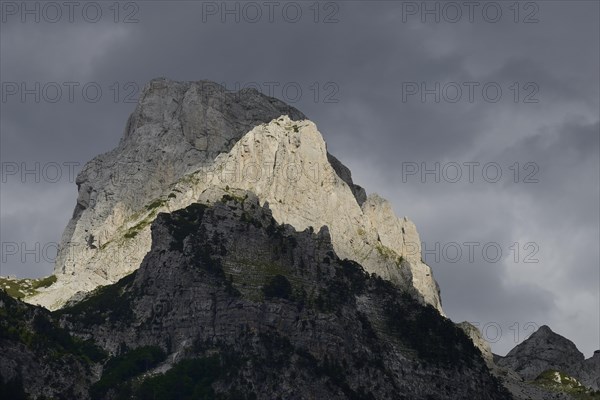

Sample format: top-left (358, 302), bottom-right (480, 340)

top-left (0, 1), bottom-right (598, 356)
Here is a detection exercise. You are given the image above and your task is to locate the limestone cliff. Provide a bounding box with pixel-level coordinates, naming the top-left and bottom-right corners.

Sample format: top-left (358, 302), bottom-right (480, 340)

top-left (25, 78), bottom-right (442, 313)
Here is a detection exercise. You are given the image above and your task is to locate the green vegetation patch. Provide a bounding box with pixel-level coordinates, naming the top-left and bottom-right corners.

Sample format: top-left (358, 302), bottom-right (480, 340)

top-left (32, 274), bottom-right (57, 289)
top-left (0, 275), bottom-right (57, 299)
top-left (221, 193), bottom-right (247, 204)
top-left (124, 215), bottom-right (155, 239)
top-left (122, 196), bottom-right (172, 240)
top-left (146, 198), bottom-right (167, 211)
top-left (533, 370), bottom-right (600, 399)
top-left (375, 243), bottom-right (404, 267)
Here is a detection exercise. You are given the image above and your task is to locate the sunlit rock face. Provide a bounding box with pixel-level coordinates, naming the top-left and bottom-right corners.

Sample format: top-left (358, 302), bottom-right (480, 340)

top-left (25, 78), bottom-right (442, 314)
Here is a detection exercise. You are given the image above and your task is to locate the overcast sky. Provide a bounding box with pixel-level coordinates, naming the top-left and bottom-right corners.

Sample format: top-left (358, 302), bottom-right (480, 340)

top-left (1, 0), bottom-right (598, 357)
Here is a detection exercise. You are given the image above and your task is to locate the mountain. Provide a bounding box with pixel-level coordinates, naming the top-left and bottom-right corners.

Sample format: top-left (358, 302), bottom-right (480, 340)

top-left (2, 78), bottom-right (596, 399)
top-left (25, 78), bottom-right (441, 313)
top-left (497, 325), bottom-right (585, 381)
top-left (496, 325), bottom-right (600, 392)
top-left (2, 192), bottom-right (511, 399)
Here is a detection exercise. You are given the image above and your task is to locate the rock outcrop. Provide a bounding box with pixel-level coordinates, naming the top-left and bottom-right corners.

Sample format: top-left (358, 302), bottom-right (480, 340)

top-left (458, 321), bottom-right (494, 367)
top-left (497, 325), bottom-right (600, 391)
top-left (580, 351), bottom-right (600, 390)
top-left (50, 194), bottom-right (508, 399)
top-left (25, 78), bottom-right (442, 313)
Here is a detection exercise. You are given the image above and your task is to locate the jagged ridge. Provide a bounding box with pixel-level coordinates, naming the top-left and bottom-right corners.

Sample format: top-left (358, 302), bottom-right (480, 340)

top-left (25, 79), bottom-right (442, 314)
top-left (47, 192), bottom-right (508, 399)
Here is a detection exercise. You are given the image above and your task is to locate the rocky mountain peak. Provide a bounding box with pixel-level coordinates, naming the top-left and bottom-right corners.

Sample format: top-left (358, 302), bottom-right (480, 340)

top-left (25, 78), bottom-right (443, 314)
top-left (533, 325), bottom-right (554, 336)
top-left (496, 324), bottom-right (598, 391)
top-left (529, 326), bottom-right (582, 356)
top-left (122, 78), bottom-right (306, 151)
